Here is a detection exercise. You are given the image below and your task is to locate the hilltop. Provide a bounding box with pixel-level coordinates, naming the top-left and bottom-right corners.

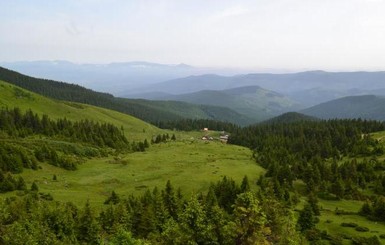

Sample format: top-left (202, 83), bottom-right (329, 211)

top-left (260, 112), bottom-right (319, 124)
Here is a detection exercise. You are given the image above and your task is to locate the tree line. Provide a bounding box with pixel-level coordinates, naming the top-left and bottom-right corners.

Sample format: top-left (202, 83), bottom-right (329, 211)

top-left (0, 107), bottom-right (129, 149)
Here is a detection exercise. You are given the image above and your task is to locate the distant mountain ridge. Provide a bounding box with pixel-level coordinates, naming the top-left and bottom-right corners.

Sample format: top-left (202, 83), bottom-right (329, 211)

top-left (128, 71), bottom-right (385, 107)
top-left (131, 85), bottom-right (302, 122)
top-left (129, 70), bottom-right (385, 94)
top-left (301, 95), bottom-right (385, 121)
top-left (0, 60), bottom-right (249, 94)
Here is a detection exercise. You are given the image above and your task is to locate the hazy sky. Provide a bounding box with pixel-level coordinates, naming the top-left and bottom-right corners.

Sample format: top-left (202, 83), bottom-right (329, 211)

top-left (1, 0), bottom-right (385, 70)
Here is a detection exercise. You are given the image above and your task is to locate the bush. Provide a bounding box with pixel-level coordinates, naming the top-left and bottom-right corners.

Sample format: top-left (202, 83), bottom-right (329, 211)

top-left (355, 226), bottom-right (369, 232)
top-left (335, 209), bottom-right (356, 215)
top-left (340, 222), bottom-right (358, 228)
top-left (352, 236), bottom-right (381, 245)
top-left (305, 228), bottom-right (322, 241)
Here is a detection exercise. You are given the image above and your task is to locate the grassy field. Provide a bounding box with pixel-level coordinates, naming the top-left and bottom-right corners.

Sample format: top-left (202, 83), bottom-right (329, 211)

top-left (0, 80), bottom-right (160, 140)
top-left (10, 140), bottom-right (263, 209)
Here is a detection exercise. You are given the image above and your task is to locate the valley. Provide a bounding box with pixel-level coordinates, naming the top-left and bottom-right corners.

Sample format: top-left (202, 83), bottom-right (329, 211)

top-left (3, 1), bottom-right (385, 243)
top-left (1, 67), bottom-right (385, 244)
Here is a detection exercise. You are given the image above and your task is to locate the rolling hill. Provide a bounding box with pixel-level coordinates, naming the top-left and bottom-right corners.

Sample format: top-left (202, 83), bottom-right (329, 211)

top-left (0, 80), bottom-right (159, 141)
top-left (301, 95), bottom-right (385, 121)
top-left (0, 66), bottom-right (254, 125)
top-left (260, 112), bottom-right (319, 124)
top-left (0, 76), bottom-right (264, 208)
top-left (135, 86), bottom-right (302, 122)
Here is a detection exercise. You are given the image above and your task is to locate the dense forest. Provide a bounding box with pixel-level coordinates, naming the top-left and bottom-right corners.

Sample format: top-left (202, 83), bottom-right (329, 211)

top-left (229, 119), bottom-right (385, 199)
top-left (226, 119), bottom-right (385, 242)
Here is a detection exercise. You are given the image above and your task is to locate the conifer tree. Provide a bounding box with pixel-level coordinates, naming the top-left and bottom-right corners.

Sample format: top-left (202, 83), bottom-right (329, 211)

top-left (77, 200), bottom-right (100, 244)
top-left (297, 204), bottom-right (316, 232)
top-left (163, 180), bottom-right (178, 220)
top-left (31, 181), bottom-right (39, 192)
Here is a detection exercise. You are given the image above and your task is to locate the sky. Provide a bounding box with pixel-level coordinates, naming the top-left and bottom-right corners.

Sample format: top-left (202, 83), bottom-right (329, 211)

top-left (1, 0), bottom-right (385, 70)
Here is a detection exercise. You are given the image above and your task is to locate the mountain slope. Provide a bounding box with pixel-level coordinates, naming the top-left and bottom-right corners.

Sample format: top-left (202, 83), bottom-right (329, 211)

top-left (301, 95), bottom-right (385, 121)
top-left (0, 80), bottom-right (159, 140)
top-left (140, 86), bottom-right (302, 122)
top-left (0, 66), bottom-right (254, 125)
top-left (260, 112), bottom-right (319, 124)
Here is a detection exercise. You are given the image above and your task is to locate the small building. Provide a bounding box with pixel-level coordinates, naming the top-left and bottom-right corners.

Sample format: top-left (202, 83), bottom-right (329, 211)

top-left (219, 135), bottom-right (229, 143)
top-left (219, 135), bottom-right (229, 140)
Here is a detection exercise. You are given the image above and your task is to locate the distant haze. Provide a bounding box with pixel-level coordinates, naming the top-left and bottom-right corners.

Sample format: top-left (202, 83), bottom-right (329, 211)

top-left (1, 0), bottom-right (385, 70)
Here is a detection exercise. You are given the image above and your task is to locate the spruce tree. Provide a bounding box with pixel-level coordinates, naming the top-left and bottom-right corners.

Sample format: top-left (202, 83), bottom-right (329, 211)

top-left (297, 204), bottom-right (316, 232)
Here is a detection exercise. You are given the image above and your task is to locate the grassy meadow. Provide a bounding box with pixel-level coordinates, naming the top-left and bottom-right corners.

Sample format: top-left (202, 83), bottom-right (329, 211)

top-left (12, 139), bottom-right (263, 209)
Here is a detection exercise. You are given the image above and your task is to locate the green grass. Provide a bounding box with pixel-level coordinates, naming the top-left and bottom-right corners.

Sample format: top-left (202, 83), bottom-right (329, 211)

top-left (317, 211), bottom-right (385, 244)
top-left (11, 140), bottom-right (263, 209)
top-left (0, 80), bottom-right (160, 140)
top-left (315, 197), bottom-right (385, 244)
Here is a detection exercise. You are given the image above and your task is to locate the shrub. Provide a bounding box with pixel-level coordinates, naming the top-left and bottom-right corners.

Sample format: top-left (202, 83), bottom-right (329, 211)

top-left (351, 236), bottom-right (380, 245)
top-left (355, 226), bottom-right (369, 232)
top-left (340, 222), bottom-right (358, 228)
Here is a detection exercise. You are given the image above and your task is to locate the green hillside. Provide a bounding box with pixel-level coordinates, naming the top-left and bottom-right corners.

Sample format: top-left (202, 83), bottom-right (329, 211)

top-left (0, 80), bottom-right (158, 140)
top-left (301, 95), bottom-right (385, 121)
top-left (0, 79), bottom-right (268, 243)
top-left (0, 66), bottom-right (253, 125)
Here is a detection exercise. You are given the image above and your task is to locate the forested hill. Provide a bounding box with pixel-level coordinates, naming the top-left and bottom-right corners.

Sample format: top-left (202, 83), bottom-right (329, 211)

top-left (301, 95), bottom-right (385, 121)
top-left (0, 66), bottom-right (253, 125)
top-left (260, 112), bottom-right (319, 124)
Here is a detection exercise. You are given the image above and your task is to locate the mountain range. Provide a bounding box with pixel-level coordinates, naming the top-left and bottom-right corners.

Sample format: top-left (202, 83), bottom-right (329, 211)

top-left (127, 71), bottom-right (385, 106)
top-left (132, 86), bottom-right (302, 122)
